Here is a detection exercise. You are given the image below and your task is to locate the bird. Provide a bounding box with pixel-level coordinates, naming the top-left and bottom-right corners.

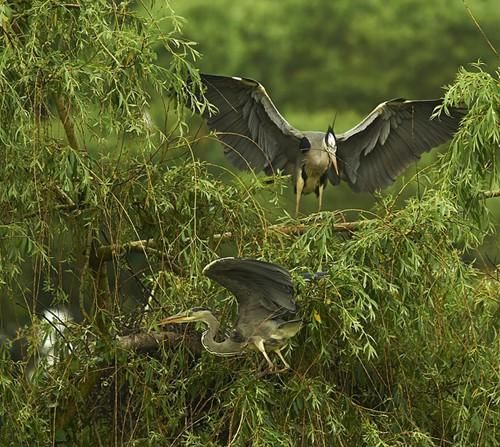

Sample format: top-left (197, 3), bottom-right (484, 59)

top-left (159, 257), bottom-right (302, 370)
top-left (198, 73), bottom-right (464, 215)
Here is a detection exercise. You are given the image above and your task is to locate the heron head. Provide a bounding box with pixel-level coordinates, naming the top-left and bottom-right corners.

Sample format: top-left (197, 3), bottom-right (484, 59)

top-left (324, 126), bottom-right (339, 175)
top-left (160, 307), bottom-right (211, 325)
top-left (325, 126), bottom-right (337, 150)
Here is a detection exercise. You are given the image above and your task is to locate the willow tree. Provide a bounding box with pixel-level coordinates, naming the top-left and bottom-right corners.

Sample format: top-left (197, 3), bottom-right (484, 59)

top-left (0, 1), bottom-right (498, 446)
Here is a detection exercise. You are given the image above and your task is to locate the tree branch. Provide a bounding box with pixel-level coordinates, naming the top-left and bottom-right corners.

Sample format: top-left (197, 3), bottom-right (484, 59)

top-left (482, 189), bottom-right (500, 199)
top-left (94, 189), bottom-right (499, 251)
top-left (213, 219), bottom-right (365, 240)
top-left (269, 220), bottom-right (363, 236)
top-left (53, 185), bottom-right (76, 207)
top-left (117, 330), bottom-right (201, 354)
top-left (97, 239), bottom-right (159, 261)
top-left (55, 95), bottom-right (80, 151)
top-left (96, 239), bottom-right (183, 274)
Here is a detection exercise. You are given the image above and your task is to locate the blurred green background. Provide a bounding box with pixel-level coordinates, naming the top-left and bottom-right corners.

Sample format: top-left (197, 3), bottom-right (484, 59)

top-left (151, 0), bottom-right (499, 219)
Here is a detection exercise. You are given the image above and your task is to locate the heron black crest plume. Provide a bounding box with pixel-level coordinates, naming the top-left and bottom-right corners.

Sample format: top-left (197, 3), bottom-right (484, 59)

top-left (331, 111), bottom-right (337, 131)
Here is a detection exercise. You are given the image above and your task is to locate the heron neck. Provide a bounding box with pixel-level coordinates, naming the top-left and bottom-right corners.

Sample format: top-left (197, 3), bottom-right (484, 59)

top-left (201, 312), bottom-right (246, 356)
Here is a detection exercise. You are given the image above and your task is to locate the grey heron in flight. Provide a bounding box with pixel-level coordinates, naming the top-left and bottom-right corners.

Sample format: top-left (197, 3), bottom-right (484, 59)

top-left (199, 74), bottom-right (464, 215)
top-left (159, 257), bottom-right (302, 370)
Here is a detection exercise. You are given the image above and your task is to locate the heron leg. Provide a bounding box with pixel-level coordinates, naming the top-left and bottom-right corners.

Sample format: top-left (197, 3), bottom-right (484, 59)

top-left (274, 348), bottom-right (290, 370)
top-left (295, 173), bottom-right (305, 217)
top-left (317, 183), bottom-right (324, 212)
top-left (252, 337), bottom-right (275, 370)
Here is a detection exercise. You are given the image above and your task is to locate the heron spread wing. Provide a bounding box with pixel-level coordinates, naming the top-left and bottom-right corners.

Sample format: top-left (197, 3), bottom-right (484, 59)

top-left (334, 99), bottom-right (464, 192)
top-left (203, 257), bottom-right (296, 323)
top-left (201, 74), bottom-right (303, 175)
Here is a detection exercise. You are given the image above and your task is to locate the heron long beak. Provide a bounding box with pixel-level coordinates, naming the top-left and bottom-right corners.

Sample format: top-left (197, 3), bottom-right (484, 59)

top-left (331, 155), bottom-right (339, 176)
top-left (159, 312), bottom-right (196, 325)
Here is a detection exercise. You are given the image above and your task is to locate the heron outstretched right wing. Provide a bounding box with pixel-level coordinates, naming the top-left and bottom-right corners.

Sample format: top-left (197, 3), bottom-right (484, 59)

top-left (201, 74), bottom-right (304, 175)
top-left (334, 99), bottom-right (464, 192)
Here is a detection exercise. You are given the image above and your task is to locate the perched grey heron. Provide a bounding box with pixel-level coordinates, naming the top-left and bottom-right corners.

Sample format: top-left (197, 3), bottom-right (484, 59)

top-left (199, 74), bottom-right (464, 215)
top-left (159, 257), bottom-right (302, 370)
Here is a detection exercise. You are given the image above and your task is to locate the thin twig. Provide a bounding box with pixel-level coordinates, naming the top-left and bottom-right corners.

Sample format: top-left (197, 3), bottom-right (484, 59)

top-left (78, 226), bottom-right (94, 323)
top-left (463, 0), bottom-right (499, 59)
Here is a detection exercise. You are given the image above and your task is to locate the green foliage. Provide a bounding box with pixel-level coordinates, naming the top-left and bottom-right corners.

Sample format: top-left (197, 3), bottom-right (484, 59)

top-left (441, 64), bottom-right (500, 220)
top-left (0, 1), bottom-right (499, 446)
